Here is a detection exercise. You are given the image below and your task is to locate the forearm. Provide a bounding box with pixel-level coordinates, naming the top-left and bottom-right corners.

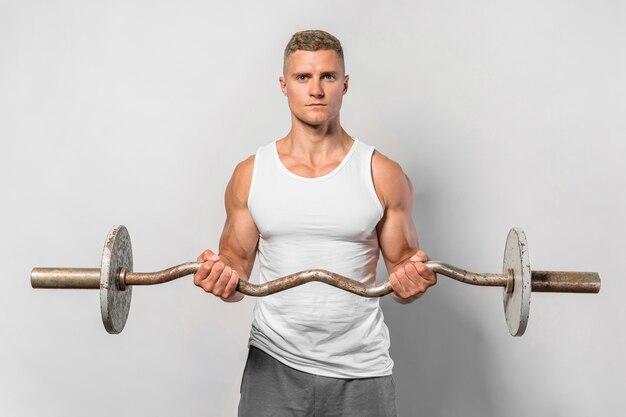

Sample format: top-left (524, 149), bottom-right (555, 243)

top-left (385, 250), bottom-right (419, 276)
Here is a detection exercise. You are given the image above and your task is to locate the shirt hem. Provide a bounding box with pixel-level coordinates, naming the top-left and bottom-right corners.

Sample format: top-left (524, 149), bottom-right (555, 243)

top-left (248, 341), bottom-right (394, 379)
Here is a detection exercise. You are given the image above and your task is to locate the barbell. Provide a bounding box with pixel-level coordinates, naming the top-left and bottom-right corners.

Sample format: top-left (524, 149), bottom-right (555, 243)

top-left (31, 225), bottom-right (600, 336)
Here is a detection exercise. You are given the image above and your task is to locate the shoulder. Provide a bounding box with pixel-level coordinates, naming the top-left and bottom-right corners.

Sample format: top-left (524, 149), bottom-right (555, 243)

top-left (371, 150), bottom-right (405, 182)
top-left (371, 150), bottom-right (414, 210)
top-left (226, 155), bottom-right (255, 207)
top-left (232, 154), bottom-right (256, 180)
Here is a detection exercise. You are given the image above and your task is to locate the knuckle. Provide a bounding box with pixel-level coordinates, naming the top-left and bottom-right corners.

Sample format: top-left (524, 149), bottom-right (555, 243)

top-left (405, 263), bottom-right (418, 277)
top-left (211, 263), bottom-right (225, 276)
top-left (389, 274), bottom-right (398, 288)
top-left (193, 274), bottom-right (201, 286)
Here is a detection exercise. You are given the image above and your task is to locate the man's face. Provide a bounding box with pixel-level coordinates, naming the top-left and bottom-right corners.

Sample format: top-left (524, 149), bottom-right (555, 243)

top-left (280, 50), bottom-right (349, 127)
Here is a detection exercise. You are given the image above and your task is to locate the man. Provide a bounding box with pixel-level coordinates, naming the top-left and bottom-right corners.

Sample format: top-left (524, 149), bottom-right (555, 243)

top-left (193, 30), bottom-right (437, 417)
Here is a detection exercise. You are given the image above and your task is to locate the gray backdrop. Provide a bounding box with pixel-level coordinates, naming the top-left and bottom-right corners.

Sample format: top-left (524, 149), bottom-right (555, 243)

top-left (1, 1), bottom-right (624, 416)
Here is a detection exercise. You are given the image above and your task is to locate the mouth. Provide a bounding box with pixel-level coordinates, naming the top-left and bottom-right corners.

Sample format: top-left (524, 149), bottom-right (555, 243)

top-left (306, 103), bottom-right (327, 107)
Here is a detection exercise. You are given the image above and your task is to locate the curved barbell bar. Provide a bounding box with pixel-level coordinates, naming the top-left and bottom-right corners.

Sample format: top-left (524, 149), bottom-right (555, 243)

top-left (30, 225), bottom-right (601, 335)
top-left (128, 260), bottom-right (510, 295)
top-left (31, 261), bottom-right (600, 296)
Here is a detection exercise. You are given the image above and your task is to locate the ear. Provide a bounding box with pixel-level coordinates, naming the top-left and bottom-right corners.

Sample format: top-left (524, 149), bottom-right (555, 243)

top-left (343, 74), bottom-right (349, 95)
top-left (279, 75), bottom-right (287, 96)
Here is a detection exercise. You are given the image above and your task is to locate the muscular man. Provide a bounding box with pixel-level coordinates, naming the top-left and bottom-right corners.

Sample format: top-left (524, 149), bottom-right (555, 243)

top-left (193, 30), bottom-right (437, 417)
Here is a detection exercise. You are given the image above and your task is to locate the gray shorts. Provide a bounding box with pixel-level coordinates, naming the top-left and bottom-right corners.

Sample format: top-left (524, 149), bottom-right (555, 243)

top-left (238, 346), bottom-right (397, 417)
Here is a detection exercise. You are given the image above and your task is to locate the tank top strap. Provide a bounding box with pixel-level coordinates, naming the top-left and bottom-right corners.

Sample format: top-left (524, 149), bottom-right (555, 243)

top-left (351, 140), bottom-right (385, 217)
top-left (248, 141), bottom-right (279, 210)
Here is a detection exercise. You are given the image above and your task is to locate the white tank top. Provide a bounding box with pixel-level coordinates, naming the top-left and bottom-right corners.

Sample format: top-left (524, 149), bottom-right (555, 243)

top-left (247, 138), bottom-right (394, 378)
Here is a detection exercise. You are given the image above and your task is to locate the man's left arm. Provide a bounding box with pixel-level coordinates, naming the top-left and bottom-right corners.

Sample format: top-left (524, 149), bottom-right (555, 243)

top-left (372, 151), bottom-right (437, 304)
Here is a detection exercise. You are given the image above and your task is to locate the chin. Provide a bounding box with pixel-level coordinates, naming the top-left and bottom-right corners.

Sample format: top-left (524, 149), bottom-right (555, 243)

top-left (294, 114), bottom-right (326, 126)
top-left (306, 118), bottom-right (331, 127)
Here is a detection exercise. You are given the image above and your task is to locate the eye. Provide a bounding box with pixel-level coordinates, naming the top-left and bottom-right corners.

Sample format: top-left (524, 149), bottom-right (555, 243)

top-left (296, 74), bottom-right (308, 81)
top-left (322, 74), bottom-right (335, 80)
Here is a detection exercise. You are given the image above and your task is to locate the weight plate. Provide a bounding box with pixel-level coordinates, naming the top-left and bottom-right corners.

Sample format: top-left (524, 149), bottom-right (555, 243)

top-left (502, 228), bottom-right (531, 336)
top-left (100, 225), bottom-right (133, 334)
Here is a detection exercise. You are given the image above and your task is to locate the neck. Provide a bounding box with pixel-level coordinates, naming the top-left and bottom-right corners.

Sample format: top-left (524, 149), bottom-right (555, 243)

top-left (282, 116), bottom-right (351, 159)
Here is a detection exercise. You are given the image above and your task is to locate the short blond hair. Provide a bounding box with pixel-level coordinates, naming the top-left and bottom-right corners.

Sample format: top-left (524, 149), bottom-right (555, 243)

top-left (283, 30), bottom-right (345, 73)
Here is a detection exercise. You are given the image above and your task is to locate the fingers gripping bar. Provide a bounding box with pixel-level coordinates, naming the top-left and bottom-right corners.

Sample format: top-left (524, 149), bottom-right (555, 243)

top-left (31, 225), bottom-right (600, 336)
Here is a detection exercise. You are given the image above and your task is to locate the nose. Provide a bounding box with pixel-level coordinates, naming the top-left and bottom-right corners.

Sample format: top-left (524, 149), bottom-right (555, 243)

top-left (309, 79), bottom-right (324, 98)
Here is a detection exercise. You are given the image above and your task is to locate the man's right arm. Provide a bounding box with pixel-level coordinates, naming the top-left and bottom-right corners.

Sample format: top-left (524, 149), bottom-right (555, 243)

top-left (193, 156), bottom-right (259, 302)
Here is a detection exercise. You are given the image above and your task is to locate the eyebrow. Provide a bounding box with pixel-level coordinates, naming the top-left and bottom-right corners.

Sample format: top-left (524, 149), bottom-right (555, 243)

top-left (291, 71), bottom-right (339, 78)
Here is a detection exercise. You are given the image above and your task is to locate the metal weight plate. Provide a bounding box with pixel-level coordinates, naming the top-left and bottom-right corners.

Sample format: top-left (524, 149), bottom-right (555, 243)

top-left (502, 228), bottom-right (531, 336)
top-left (100, 225), bottom-right (133, 334)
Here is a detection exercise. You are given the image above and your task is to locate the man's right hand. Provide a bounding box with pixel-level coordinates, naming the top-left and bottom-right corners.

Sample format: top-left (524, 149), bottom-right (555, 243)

top-left (193, 249), bottom-right (241, 301)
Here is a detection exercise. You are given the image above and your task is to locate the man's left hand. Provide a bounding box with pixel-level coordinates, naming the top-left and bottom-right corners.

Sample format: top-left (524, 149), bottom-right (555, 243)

top-left (388, 250), bottom-right (437, 303)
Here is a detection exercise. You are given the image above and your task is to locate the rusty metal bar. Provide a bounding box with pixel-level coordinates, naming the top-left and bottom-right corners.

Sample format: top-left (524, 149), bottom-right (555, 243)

top-left (31, 262), bottom-right (601, 295)
top-left (123, 261), bottom-right (511, 296)
top-left (427, 261), bottom-right (508, 287)
top-left (123, 264), bottom-right (393, 297)
top-left (123, 261), bottom-right (510, 288)
top-left (31, 268), bottom-right (101, 289)
top-left (240, 270), bottom-right (393, 297)
top-left (530, 271), bottom-right (601, 293)
top-left (124, 263), bottom-right (200, 286)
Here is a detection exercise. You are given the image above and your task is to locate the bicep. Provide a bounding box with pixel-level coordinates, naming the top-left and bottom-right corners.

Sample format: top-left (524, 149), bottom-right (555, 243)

top-left (377, 199), bottom-right (420, 272)
top-left (218, 158), bottom-right (260, 279)
top-left (373, 154), bottom-right (420, 272)
top-left (219, 206), bottom-right (259, 278)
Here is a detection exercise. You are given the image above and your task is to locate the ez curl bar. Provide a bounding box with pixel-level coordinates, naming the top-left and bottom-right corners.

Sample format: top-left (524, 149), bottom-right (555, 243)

top-left (31, 225), bottom-right (600, 336)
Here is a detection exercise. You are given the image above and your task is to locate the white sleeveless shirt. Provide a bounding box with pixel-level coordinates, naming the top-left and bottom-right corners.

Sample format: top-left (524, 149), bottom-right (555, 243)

top-left (247, 138), bottom-right (394, 378)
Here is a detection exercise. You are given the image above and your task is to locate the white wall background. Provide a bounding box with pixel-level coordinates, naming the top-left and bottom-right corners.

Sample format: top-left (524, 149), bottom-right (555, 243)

top-left (1, 1), bottom-right (624, 416)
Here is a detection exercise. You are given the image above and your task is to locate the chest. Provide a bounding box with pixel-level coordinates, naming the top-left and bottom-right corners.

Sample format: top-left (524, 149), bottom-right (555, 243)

top-left (250, 174), bottom-right (383, 242)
